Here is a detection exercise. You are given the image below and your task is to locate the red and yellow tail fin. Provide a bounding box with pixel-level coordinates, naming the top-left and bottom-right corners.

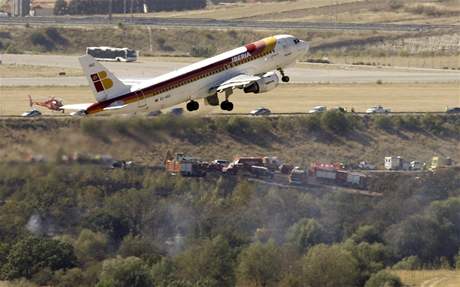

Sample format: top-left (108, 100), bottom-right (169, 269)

top-left (79, 55), bottom-right (129, 102)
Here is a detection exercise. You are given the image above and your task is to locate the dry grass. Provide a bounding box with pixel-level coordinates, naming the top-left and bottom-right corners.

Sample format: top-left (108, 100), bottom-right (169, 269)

top-left (391, 270), bottom-right (460, 287)
top-left (1, 83), bottom-right (459, 116)
top-left (321, 55), bottom-right (460, 70)
top-left (151, 0), bottom-right (359, 20)
top-left (242, 0), bottom-right (460, 25)
top-left (0, 64), bottom-right (83, 78)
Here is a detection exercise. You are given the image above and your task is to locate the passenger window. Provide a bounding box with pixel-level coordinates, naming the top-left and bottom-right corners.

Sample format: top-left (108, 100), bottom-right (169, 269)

top-left (294, 38), bottom-right (300, 44)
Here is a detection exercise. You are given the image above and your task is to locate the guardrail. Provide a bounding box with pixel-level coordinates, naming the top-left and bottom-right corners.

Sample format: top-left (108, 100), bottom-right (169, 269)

top-left (0, 112), bottom-right (457, 119)
top-left (0, 16), bottom-right (458, 32)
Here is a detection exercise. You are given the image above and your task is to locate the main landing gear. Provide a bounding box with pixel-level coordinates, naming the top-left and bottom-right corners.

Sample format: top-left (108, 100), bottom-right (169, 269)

top-left (220, 88), bottom-right (234, 111)
top-left (220, 100), bottom-right (234, 111)
top-left (186, 100), bottom-right (199, 111)
top-left (278, 68), bottom-right (290, 83)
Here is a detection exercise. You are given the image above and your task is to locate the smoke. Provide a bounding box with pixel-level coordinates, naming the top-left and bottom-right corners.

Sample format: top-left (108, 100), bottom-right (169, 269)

top-left (25, 213), bottom-right (57, 236)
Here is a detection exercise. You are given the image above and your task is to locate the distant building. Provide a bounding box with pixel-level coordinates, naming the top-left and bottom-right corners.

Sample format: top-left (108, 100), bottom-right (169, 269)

top-left (11, 0), bottom-right (30, 16)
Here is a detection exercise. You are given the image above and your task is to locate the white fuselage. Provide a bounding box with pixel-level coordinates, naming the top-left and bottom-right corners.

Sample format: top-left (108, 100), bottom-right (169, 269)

top-left (86, 35), bottom-right (308, 115)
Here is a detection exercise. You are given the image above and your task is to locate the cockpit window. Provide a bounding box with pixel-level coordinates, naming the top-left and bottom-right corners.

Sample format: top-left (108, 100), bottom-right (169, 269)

top-left (293, 38), bottom-right (300, 44)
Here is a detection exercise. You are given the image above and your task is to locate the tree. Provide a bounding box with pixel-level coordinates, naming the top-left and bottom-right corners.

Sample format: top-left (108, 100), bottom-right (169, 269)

top-left (118, 234), bottom-right (162, 265)
top-left (343, 241), bottom-right (389, 286)
top-left (97, 256), bottom-right (152, 287)
top-left (54, 0), bottom-right (68, 15)
top-left (384, 215), bottom-right (442, 262)
top-left (1, 236), bottom-right (77, 280)
top-left (175, 235), bottom-right (235, 287)
top-left (350, 225), bottom-right (382, 244)
top-left (237, 240), bottom-right (282, 287)
top-left (365, 270), bottom-right (402, 287)
top-left (302, 244), bottom-right (359, 287)
top-left (74, 229), bottom-right (109, 262)
top-left (286, 218), bottom-right (325, 253)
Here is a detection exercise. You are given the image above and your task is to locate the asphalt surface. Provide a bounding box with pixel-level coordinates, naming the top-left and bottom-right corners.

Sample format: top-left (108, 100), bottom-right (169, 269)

top-left (0, 16), bottom-right (458, 32)
top-left (2, 54), bottom-right (459, 86)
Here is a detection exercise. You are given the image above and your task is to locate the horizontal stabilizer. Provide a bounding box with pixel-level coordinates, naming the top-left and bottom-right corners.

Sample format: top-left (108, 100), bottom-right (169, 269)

top-left (61, 103), bottom-right (93, 111)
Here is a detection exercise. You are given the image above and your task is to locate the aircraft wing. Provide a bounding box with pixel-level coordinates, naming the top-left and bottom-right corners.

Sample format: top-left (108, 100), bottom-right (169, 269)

top-left (214, 74), bottom-right (261, 92)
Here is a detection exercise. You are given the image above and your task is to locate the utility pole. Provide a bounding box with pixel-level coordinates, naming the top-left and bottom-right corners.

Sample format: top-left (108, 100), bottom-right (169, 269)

top-left (108, 0), bottom-right (113, 22)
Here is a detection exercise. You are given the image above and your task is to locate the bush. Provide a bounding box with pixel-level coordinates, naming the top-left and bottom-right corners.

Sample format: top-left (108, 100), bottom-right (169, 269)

top-left (237, 240), bottom-right (282, 286)
top-left (45, 28), bottom-right (68, 46)
top-left (375, 116), bottom-right (394, 131)
top-left (365, 270), bottom-right (402, 287)
top-left (320, 110), bottom-right (352, 135)
top-left (1, 236), bottom-right (77, 280)
top-left (190, 46), bottom-right (216, 57)
top-left (302, 244), bottom-right (359, 287)
top-left (97, 256), bottom-right (152, 287)
top-left (30, 32), bottom-right (55, 51)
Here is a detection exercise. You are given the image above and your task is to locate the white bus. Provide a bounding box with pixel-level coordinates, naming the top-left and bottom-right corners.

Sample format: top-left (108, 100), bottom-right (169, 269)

top-left (86, 47), bottom-right (138, 62)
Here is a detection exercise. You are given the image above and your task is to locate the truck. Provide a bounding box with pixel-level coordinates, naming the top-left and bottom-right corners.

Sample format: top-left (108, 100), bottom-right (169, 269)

top-left (384, 156), bottom-right (409, 170)
top-left (223, 157), bottom-right (264, 175)
top-left (345, 172), bottom-right (368, 189)
top-left (289, 168), bottom-right (308, 185)
top-left (250, 166), bottom-right (274, 179)
top-left (309, 162), bottom-right (340, 183)
top-left (430, 156), bottom-right (453, 171)
top-left (165, 153), bottom-right (206, 177)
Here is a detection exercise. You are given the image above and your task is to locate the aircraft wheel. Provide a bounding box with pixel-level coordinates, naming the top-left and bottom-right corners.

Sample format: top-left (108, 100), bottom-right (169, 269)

top-left (187, 100), bottom-right (199, 111)
top-left (282, 76), bottom-right (290, 83)
top-left (220, 100), bottom-right (234, 111)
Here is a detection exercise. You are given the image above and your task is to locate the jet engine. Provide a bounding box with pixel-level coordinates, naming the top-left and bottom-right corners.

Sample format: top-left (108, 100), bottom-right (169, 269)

top-left (243, 71), bottom-right (279, 94)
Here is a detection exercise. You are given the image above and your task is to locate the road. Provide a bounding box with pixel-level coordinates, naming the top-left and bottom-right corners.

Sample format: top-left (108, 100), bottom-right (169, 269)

top-left (0, 16), bottom-right (458, 32)
top-left (2, 54), bottom-right (459, 86)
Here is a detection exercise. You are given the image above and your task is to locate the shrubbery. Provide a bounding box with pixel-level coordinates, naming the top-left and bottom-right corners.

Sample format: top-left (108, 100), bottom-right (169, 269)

top-left (55, 0), bottom-right (206, 15)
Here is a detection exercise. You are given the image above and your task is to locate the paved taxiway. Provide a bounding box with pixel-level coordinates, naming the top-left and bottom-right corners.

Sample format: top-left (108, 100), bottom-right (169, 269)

top-left (1, 54), bottom-right (459, 86)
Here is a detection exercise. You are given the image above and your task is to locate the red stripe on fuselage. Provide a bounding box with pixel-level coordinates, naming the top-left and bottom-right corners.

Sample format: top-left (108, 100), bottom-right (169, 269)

top-left (86, 40), bottom-right (272, 115)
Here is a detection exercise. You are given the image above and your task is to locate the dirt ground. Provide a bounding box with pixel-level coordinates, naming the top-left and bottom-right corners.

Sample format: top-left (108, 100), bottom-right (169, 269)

top-left (1, 83), bottom-right (458, 116)
top-left (392, 270), bottom-right (460, 287)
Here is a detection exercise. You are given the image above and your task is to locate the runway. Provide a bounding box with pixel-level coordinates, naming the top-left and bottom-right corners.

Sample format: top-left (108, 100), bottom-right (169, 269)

top-left (2, 54), bottom-right (459, 87)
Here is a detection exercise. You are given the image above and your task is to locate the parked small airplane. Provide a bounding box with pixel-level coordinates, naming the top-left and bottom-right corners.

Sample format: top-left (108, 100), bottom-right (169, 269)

top-left (62, 35), bottom-right (309, 116)
top-left (29, 95), bottom-right (64, 112)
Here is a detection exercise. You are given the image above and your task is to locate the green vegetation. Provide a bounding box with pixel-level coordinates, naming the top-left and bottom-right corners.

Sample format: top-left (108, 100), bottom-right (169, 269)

top-left (55, 0), bottom-right (206, 15)
top-left (0, 114), bottom-right (459, 286)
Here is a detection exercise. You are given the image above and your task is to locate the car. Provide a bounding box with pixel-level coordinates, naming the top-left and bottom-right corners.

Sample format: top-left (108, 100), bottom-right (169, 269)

top-left (208, 159), bottom-right (230, 172)
top-left (330, 106), bottom-right (347, 113)
top-left (366, 106), bottom-right (391, 114)
top-left (147, 110), bottom-right (162, 117)
top-left (169, 108), bottom-right (183, 116)
top-left (308, 106), bottom-right (327, 113)
top-left (446, 107), bottom-right (460, 114)
top-left (250, 107), bottom-right (271, 116)
top-left (21, 109), bottom-right (42, 117)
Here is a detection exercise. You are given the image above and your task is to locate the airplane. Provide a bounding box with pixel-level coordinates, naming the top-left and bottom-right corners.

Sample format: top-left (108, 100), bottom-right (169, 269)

top-left (62, 35), bottom-right (309, 116)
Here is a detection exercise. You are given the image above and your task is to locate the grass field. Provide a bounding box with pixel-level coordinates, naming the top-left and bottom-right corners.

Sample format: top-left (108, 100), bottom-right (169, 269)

top-left (392, 270), bottom-right (460, 287)
top-left (151, 0), bottom-right (359, 20)
top-left (315, 55), bottom-right (460, 70)
top-left (1, 83), bottom-right (458, 116)
top-left (148, 0), bottom-right (459, 25)
top-left (0, 64), bottom-right (83, 78)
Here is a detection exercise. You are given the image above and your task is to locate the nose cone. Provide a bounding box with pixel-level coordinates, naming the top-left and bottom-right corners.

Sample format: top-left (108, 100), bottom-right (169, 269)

top-left (300, 40), bottom-right (309, 55)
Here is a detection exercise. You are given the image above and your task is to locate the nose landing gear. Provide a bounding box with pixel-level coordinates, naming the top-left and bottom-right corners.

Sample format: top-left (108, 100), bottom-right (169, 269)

top-left (186, 100), bottom-right (199, 111)
top-left (278, 68), bottom-right (290, 82)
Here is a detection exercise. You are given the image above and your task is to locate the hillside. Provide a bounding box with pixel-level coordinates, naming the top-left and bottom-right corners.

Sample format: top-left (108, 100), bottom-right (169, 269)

top-left (0, 114), bottom-right (459, 287)
top-left (1, 115), bottom-right (458, 167)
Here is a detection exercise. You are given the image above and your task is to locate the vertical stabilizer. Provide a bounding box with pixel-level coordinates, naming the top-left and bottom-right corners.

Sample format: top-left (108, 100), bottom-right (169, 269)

top-left (79, 55), bottom-right (129, 102)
